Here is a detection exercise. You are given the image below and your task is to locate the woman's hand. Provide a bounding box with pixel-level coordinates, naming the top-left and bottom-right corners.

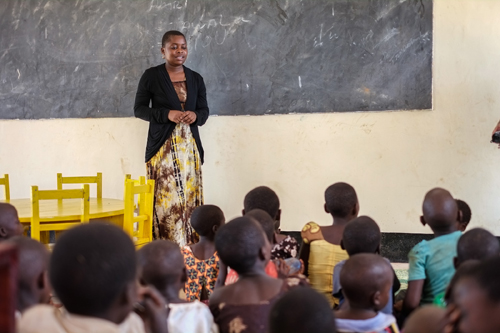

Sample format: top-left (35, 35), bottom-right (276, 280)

top-left (180, 111), bottom-right (197, 125)
top-left (168, 110), bottom-right (184, 124)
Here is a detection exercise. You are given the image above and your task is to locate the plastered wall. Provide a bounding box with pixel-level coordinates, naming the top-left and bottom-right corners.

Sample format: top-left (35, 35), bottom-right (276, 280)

top-left (1, 0), bottom-right (500, 233)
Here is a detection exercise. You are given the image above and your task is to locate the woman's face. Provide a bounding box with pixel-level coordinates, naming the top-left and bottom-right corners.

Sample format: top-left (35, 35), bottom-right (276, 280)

top-left (161, 35), bottom-right (188, 67)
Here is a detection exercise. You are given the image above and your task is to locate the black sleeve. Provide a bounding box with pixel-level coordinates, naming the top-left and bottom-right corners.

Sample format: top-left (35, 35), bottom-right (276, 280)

top-left (193, 75), bottom-right (209, 126)
top-left (134, 70), bottom-right (170, 124)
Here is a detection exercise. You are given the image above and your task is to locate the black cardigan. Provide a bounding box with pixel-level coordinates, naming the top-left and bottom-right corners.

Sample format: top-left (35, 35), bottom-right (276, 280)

top-left (134, 64), bottom-right (209, 163)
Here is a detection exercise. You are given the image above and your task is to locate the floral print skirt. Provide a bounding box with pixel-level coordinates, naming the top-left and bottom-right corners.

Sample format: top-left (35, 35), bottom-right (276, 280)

top-left (146, 123), bottom-right (203, 247)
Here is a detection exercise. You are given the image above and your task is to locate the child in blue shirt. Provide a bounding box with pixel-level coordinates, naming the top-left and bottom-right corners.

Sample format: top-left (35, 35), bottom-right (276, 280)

top-left (403, 188), bottom-right (462, 315)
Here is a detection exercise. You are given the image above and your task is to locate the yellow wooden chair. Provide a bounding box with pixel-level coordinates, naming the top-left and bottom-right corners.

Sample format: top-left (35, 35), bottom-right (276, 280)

top-left (123, 176), bottom-right (154, 248)
top-left (31, 184), bottom-right (89, 242)
top-left (57, 172), bottom-right (102, 199)
top-left (0, 174), bottom-right (10, 201)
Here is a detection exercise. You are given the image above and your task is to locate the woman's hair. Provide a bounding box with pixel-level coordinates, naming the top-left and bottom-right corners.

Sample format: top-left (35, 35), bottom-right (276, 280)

top-left (162, 30), bottom-right (186, 47)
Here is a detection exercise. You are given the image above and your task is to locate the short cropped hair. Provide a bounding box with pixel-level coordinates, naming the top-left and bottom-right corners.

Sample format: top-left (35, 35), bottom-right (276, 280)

top-left (459, 256), bottom-right (500, 303)
top-left (162, 30), bottom-right (186, 47)
top-left (190, 205), bottom-right (225, 237)
top-left (245, 209), bottom-right (275, 243)
top-left (215, 217), bottom-right (266, 274)
top-left (7, 236), bottom-right (49, 295)
top-left (456, 199), bottom-right (472, 224)
top-left (324, 183), bottom-right (358, 218)
top-left (342, 216), bottom-right (381, 256)
top-left (137, 240), bottom-right (184, 291)
top-left (50, 223), bottom-right (136, 316)
top-left (457, 228), bottom-right (499, 264)
top-left (269, 288), bottom-right (336, 333)
top-left (243, 186), bottom-right (280, 220)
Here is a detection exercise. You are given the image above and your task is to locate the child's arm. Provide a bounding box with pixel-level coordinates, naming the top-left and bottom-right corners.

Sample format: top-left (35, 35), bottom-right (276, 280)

top-left (404, 279), bottom-right (425, 313)
top-left (298, 242), bottom-right (310, 276)
top-left (403, 244), bottom-right (427, 315)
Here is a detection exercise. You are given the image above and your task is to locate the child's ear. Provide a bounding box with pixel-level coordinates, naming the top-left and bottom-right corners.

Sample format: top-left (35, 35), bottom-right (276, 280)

top-left (38, 271), bottom-right (51, 304)
top-left (372, 290), bottom-right (381, 308)
top-left (324, 203), bottom-right (329, 214)
top-left (241, 209), bottom-right (245, 216)
top-left (420, 216), bottom-right (427, 227)
top-left (0, 227), bottom-right (7, 238)
top-left (340, 240), bottom-right (345, 250)
top-left (212, 224), bottom-right (219, 234)
top-left (352, 202), bottom-right (360, 217)
top-left (276, 209), bottom-right (281, 223)
top-left (258, 246), bottom-right (267, 261)
top-left (375, 244), bottom-right (381, 255)
top-left (453, 257), bottom-right (459, 269)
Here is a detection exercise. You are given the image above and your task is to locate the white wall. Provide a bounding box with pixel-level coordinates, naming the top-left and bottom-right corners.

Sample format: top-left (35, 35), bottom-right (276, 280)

top-left (1, 0), bottom-right (500, 233)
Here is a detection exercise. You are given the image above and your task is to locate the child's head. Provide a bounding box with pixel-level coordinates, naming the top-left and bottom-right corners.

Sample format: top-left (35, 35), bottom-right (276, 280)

top-left (340, 253), bottom-right (393, 312)
top-left (243, 186), bottom-right (281, 221)
top-left (50, 223), bottom-right (137, 324)
top-left (445, 260), bottom-right (479, 305)
top-left (450, 256), bottom-right (500, 333)
top-left (137, 240), bottom-right (185, 297)
top-left (421, 188), bottom-right (458, 233)
top-left (215, 216), bottom-right (270, 275)
top-left (245, 209), bottom-right (275, 243)
top-left (455, 199), bottom-right (471, 232)
top-left (7, 236), bottom-right (50, 312)
top-left (190, 205), bottom-right (225, 240)
top-left (341, 216), bottom-right (381, 256)
top-left (0, 203), bottom-right (23, 240)
top-left (269, 287), bottom-right (336, 333)
top-left (455, 228), bottom-right (499, 268)
top-left (324, 182), bottom-right (359, 220)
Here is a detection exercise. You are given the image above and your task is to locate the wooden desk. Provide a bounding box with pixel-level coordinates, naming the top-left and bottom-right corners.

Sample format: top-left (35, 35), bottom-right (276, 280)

top-left (1, 198), bottom-right (125, 228)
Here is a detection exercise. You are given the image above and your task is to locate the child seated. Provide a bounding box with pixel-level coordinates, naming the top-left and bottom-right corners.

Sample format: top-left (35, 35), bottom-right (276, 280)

top-left (332, 216), bottom-right (400, 314)
top-left (18, 223), bottom-right (168, 333)
top-left (243, 186), bottom-right (298, 260)
top-left (7, 236), bottom-right (50, 321)
top-left (138, 240), bottom-right (218, 333)
top-left (446, 256), bottom-right (500, 333)
top-left (335, 253), bottom-right (400, 333)
top-left (435, 228), bottom-right (500, 307)
top-left (403, 188), bottom-right (462, 314)
top-left (0, 203), bottom-right (23, 240)
top-left (210, 216), bottom-right (299, 333)
top-left (182, 205), bottom-right (225, 302)
top-left (455, 199), bottom-right (471, 232)
top-left (269, 287), bottom-right (337, 333)
top-left (225, 209), bottom-right (279, 285)
top-left (300, 182), bottom-right (359, 307)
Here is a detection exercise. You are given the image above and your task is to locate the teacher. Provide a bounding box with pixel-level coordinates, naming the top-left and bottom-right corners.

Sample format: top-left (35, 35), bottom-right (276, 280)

top-left (134, 30), bottom-right (209, 246)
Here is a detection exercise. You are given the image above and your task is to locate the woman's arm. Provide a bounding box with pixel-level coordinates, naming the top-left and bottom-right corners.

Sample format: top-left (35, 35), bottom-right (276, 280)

top-left (134, 71), bottom-right (171, 124)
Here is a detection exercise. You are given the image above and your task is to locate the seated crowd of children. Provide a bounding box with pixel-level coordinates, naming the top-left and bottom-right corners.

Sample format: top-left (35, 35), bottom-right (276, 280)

top-left (1, 181), bottom-right (499, 333)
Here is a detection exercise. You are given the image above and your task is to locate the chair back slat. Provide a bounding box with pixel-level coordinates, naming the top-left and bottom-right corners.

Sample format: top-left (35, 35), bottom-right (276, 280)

top-left (123, 176), bottom-right (154, 248)
top-left (30, 184), bottom-right (89, 242)
top-left (57, 173), bottom-right (102, 199)
top-left (0, 174), bottom-right (10, 201)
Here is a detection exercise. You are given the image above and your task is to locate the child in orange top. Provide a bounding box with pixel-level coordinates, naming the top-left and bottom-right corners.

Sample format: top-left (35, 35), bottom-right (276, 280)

top-left (183, 205), bottom-right (225, 302)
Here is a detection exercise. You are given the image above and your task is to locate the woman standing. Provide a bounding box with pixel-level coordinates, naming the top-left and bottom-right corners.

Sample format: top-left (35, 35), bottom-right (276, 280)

top-left (134, 30), bottom-right (209, 246)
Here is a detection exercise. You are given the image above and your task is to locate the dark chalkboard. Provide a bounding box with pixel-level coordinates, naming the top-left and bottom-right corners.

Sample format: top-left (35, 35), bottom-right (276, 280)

top-left (0, 0), bottom-right (432, 119)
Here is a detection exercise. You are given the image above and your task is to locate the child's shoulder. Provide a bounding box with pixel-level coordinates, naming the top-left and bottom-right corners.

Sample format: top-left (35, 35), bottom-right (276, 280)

top-left (301, 221), bottom-right (324, 243)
